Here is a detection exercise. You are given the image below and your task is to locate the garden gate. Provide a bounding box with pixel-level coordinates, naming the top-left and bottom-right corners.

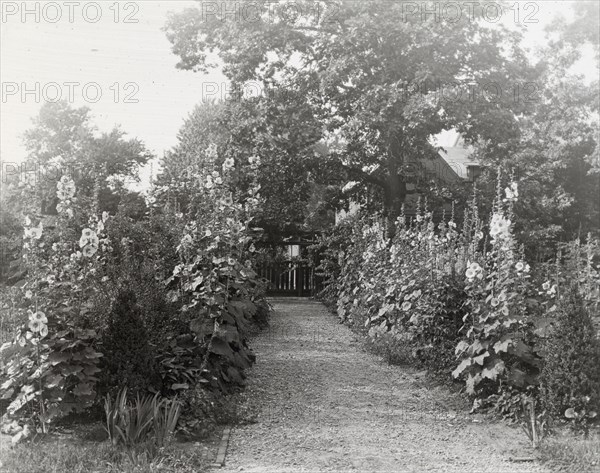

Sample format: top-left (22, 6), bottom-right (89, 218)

top-left (256, 241), bottom-right (323, 297)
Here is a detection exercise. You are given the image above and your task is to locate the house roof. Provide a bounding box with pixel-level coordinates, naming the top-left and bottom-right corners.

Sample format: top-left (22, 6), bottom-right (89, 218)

top-left (419, 153), bottom-right (462, 184)
top-left (437, 145), bottom-right (478, 180)
top-left (317, 129), bottom-right (480, 183)
top-left (430, 132), bottom-right (479, 180)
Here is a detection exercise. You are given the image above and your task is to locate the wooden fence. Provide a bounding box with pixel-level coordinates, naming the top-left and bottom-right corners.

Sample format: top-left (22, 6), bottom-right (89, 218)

top-left (257, 261), bottom-right (322, 297)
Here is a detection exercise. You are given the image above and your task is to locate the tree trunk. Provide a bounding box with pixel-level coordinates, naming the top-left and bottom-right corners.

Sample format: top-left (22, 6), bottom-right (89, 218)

top-left (384, 136), bottom-right (407, 239)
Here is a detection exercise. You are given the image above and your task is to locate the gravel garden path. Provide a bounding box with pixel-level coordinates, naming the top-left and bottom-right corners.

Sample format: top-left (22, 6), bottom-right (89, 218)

top-left (219, 299), bottom-right (549, 473)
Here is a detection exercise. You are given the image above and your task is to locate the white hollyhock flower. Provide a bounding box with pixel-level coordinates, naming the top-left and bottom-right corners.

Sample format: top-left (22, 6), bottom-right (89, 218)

top-left (515, 261), bottom-right (525, 271)
top-left (222, 157), bottom-right (235, 171)
top-left (79, 228), bottom-right (98, 248)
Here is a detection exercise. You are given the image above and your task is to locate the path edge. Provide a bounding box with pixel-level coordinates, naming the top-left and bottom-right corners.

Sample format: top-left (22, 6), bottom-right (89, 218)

top-left (211, 426), bottom-right (232, 468)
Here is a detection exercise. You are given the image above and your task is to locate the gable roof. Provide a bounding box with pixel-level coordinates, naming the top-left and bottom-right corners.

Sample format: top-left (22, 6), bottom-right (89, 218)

top-left (432, 131), bottom-right (479, 180)
top-left (316, 129), bottom-right (479, 184)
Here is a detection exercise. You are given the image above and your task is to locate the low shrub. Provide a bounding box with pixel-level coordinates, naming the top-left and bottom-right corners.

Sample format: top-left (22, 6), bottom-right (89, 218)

top-left (539, 284), bottom-right (600, 433)
top-left (99, 289), bottom-right (160, 397)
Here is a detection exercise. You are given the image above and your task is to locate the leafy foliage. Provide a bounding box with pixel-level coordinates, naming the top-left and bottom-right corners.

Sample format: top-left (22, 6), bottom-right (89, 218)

top-left (0, 101), bottom-right (153, 284)
top-left (1, 131), bottom-right (270, 440)
top-left (473, 10), bottom-right (599, 259)
top-left (152, 139), bottom-right (270, 435)
top-left (540, 285), bottom-right (600, 433)
top-left (318, 175), bottom-right (599, 426)
top-left (158, 94), bottom-right (325, 236)
top-left (99, 289), bottom-right (159, 397)
top-left (104, 387), bottom-right (181, 457)
top-left (165, 0), bottom-right (536, 231)
top-left (0, 176), bottom-right (108, 435)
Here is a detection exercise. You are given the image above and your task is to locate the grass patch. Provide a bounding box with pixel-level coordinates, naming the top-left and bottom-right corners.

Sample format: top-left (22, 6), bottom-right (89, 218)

top-left (0, 390), bottom-right (256, 473)
top-left (0, 434), bottom-right (211, 473)
top-left (539, 431), bottom-right (600, 472)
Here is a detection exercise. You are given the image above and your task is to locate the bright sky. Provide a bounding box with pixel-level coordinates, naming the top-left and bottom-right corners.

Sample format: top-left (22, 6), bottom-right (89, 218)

top-left (0, 1), bottom-right (597, 186)
top-left (0, 1), bottom-right (226, 185)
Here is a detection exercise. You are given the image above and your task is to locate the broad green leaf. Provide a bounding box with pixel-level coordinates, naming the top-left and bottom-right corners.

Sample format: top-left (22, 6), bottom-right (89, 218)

top-left (171, 383), bottom-right (189, 390)
top-left (455, 341), bottom-right (469, 356)
top-left (473, 351), bottom-right (489, 365)
top-left (466, 373), bottom-right (482, 395)
top-left (190, 317), bottom-right (214, 338)
top-left (44, 373), bottom-right (63, 389)
top-left (493, 339), bottom-right (511, 353)
top-left (481, 359), bottom-right (505, 380)
top-left (72, 382), bottom-right (93, 396)
top-left (48, 352), bottom-right (70, 365)
top-left (452, 358), bottom-right (471, 378)
top-left (209, 337), bottom-right (235, 361)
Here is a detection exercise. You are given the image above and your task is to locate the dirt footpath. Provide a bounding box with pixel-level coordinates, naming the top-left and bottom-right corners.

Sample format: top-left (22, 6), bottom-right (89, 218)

top-left (218, 299), bottom-right (548, 473)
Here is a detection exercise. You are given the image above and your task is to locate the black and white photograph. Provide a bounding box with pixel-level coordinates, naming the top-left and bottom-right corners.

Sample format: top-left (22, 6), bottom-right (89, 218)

top-left (0, 1), bottom-right (599, 472)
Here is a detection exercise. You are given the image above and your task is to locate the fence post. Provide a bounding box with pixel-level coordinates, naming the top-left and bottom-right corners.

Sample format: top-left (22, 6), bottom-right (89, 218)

top-left (297, 265), bottom-right (303, 297)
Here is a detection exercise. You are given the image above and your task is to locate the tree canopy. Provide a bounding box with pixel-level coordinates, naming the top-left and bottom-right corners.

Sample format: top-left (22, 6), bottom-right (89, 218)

top-left (165, 0), bottom-right (538, 234)
top-left (20, 101), bottom-right (152, 215)
top-left (474, 11), bottom-right (599, 257)
top-left (159, 92), bottom-right (327, 237)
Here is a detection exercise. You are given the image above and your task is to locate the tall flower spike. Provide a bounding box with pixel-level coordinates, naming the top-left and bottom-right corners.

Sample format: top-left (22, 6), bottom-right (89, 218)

top-left (493, 168), bottom-right (503, 213)
top-left (472, 183), bottom-right (479, 223)
top-left (415, 195), bottom-right (422, 226)
top-left (509, 168), bottom-right (517, 186)
top-left (506, 182), bottom-right (517, 219)
top-left (519, 243), bottom-right (526, 261)
top-left (398, 204), bottom-right (405, 228)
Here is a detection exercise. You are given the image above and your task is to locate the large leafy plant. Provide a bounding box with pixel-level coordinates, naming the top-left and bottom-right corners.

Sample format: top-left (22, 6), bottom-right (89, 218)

top-left (0, 176), bottom-right (106, 435)
top-left (159, 144), bottom-right (266, 390)
top-left (320, 174), bottom-right (599, 427)
top-left (454, 181), bottom-right (542, 394)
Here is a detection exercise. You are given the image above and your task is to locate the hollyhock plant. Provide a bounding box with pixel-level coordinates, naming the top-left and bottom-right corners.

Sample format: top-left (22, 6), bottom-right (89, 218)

top-left (0, 168), bottom-right (106, 434)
